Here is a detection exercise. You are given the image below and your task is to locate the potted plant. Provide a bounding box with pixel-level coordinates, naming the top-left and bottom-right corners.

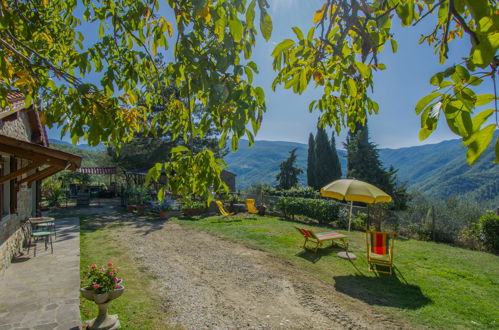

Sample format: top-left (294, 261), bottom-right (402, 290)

top-left (135, 186), bottom-right (151, 213)
top-left (182, 201), bottom-right (207, 216)
top-left (158, 202), bottom-right (172, 219)
top-left (81, 262), bottom-right (124, 329)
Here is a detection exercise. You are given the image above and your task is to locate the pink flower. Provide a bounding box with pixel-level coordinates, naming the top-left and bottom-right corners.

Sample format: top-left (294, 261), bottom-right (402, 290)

top-left (113, 277), bottom-right (119, 282)
top-left (100, 268), bottom-right (106, 273)
top-left (108, 271), bottom-right (114, 276)
top-left (90, 264), bottom-right (97, 269)
top-left (115, 285), bottom-right (121, 289)
top-left (92, 284), bottom-right (101, 289)
top-left (107, 262), bottom-right (113, 267)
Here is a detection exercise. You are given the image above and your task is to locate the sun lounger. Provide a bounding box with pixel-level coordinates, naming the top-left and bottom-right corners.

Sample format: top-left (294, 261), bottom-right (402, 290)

top-left (294, 226), bottom-right (348, 254)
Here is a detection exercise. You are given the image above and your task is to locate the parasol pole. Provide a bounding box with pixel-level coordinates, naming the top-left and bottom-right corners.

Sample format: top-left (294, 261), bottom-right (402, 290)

top-left (348, 200), bottom-right (353, 232)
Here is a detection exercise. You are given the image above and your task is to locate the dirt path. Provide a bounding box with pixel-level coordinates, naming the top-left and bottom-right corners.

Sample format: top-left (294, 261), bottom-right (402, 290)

top-left (110, 218), bottom-right (404, 330)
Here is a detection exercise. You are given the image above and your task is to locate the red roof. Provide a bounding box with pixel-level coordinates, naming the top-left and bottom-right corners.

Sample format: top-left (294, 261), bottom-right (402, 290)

top-left (77, 167), bottom-right (117, 175)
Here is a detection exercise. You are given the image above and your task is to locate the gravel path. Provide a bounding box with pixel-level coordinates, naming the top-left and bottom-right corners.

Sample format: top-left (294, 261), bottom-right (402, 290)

top-left (113, 220), bottom-right (404, 330)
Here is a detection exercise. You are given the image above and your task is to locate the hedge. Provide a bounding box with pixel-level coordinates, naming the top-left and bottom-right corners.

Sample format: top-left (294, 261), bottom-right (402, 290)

top-left (277, 197), bottom-right (339, 224)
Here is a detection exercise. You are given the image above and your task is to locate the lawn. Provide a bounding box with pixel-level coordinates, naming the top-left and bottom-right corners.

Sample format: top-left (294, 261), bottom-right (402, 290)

top-left (79, 215), bottom-right (176, 329)
top-left (173, 214), bottom-right (499, 329)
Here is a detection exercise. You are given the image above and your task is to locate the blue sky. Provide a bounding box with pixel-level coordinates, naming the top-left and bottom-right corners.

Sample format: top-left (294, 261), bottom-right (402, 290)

top-left (48, 0), bottom-right (492, 149)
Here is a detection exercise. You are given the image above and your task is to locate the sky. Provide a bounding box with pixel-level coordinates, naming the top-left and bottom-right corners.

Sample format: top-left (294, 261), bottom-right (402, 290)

top-left (47, 0), bottom-right (494, 150)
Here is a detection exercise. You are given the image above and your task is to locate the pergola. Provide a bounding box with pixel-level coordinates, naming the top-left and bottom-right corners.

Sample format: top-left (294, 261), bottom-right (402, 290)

top-left (0, 134), bottom-right (81, 187)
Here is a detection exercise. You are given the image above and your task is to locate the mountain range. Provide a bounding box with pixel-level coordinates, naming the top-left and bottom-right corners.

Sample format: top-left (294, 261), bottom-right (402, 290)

top-left (223, 133), bottom-right (498, 206)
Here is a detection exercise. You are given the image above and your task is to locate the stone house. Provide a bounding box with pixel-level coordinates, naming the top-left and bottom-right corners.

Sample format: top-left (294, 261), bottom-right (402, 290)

top-left (0, 92), bottom-right (81, 276)
top-left (221, 170), bottom-right (236, 192)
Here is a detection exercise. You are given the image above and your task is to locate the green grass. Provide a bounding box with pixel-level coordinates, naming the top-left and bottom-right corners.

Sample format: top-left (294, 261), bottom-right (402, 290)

top-left (173, 215), bottom-right (499, 329)
top-left (79, 215), bottom-right (176, 329)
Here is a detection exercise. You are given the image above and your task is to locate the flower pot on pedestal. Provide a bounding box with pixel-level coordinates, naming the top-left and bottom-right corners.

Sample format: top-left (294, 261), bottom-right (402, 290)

top-left (81, 285), bottom-right (125, 330)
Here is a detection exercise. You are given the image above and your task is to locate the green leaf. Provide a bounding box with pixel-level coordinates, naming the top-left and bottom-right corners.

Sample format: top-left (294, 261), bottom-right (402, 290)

top-left (99, 23), bottom-right (104, 38)
top-left (246, 0), bottom-right (256, 28)
top-left (495, 138), bottom-right (499, 163)
top-left (157, 187), bottom-right (165, 202)
top-left (471, 108), bottom-right (494, 131)
top-left (452, 65), bottom-right (470, 83)
top-left (254, 86), bottom-right (265, 105)
top-left (390, 39), bottom-right (398, 53)
top-left (231, 134), bottom-right (238, 151)
top-left (415, 93), bottom-right (441, 115)
top-left (355, 62), bottom-right (371, 79)
top-left (171, 146), bottom-right (189, 154)
top-left (430, 72), bottom-right (444, 86)
top-left (271, 39), bottom-right (295, 57)
top-left (475, 94), bottom-right (495, 107)
top-left (347, 78), bottom-right (357, 96)
top-left (419, 127), bottom-right (433, 140)
top-left (260, 11), bottom-right (272, 41)
top-left (465, 124), bottom-right (496, 165)
top-left (292, 26), bottom-right (304, 41)
top-left (229, 18), bottom-right (243, 43)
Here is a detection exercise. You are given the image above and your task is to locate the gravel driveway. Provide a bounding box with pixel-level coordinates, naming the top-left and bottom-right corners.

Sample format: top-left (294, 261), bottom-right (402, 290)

top-left (112, 219), bottom-right (404, 329)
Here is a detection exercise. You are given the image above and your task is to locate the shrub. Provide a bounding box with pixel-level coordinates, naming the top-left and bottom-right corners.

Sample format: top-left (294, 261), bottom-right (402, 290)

top-left (264, 186), bottom-right (320, 199)
top-left (480, 212), bottom-right (499, 254)
top-left (277, 197), bottom-right (339, 224)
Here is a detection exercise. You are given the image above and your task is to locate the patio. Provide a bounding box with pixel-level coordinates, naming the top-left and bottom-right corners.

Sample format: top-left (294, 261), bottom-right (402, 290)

top-left (0, 217), bottom-right (81, 329)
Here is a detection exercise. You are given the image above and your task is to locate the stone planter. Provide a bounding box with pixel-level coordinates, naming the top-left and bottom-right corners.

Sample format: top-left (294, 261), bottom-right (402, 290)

top-left (81, 285), bottom-right (125, 329)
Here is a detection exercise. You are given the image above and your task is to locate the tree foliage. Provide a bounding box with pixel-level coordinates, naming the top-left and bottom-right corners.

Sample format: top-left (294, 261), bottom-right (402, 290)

top-left (314, 127), bottom-right (342, 189)
top-left (272, 0), bottom-right (498, 165)
top-left (0, 0), bottom-right (273, 202)
top-left (345, 123), bottom-right (408, 209)
top-left (307, 133), bottom-right (317, 188)
top-left (276, 148), bottom-right (303, 190)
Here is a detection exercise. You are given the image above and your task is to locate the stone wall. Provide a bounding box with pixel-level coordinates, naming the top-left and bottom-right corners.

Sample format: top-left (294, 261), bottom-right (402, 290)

top-left (0, 111), bottom-right (36, 277)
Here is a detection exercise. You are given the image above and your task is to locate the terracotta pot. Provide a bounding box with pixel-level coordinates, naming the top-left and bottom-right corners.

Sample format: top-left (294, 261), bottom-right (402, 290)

top-left (182, 208), bottom-right (205, 216)
top-left (136, 204), bottom-right (147, 213)
top-left (159, 210), bottom-right (169, 219)
top-left (127, 205), bottom-right (136, 212)
top-left (81, 285), bottom-right (125, 329)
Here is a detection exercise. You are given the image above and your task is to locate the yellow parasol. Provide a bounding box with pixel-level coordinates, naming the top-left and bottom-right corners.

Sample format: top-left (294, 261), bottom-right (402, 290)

top-left (320, 179), bottom-right (392, 231)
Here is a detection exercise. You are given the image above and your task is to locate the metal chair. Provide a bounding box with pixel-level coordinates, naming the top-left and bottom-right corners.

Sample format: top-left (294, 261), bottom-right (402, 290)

top-left (26, 219), bottom-right (53, 257)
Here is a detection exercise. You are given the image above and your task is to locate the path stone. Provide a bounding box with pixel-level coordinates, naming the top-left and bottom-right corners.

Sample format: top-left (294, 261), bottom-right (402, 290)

top-left (0, 217), bottom-right (81, 330)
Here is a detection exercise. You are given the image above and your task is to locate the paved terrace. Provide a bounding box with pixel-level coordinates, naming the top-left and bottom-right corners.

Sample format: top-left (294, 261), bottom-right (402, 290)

top-left (0, 217), bottom-right (81, 330)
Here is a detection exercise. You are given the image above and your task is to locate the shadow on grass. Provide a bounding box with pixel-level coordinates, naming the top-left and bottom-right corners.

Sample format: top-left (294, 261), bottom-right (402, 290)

top-left (333, 271), bottom-right (431, 309)
top-left (295, 244), bottom-right (345, 263)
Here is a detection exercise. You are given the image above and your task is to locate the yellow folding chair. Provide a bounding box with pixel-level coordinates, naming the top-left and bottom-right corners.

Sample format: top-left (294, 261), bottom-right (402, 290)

top-left (245, 199), bottom-right (259, 214)
top-left (215, 200), bottom-right (235, 216)
top-left (366, 230), bottom-right (395, 274)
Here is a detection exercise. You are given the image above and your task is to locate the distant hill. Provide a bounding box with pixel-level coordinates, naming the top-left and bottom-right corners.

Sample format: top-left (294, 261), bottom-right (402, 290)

top-left (48, 139), bottom-right (106, 152)
top-left (50, 141), bottom-right (109, 167)
top-left (224, 135), bottom-right (498, 206)
top-left (379, 131), bottom-right (499, 206)
top-left (224, 140), bottom-right (347, 190)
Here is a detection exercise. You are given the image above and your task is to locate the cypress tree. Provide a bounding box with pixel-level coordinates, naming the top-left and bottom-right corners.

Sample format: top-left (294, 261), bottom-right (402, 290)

top-left (315, 127), bottom-right (335, 189)
top-left (307, 133), bottom-right (316, 188)
top-left (330, 133), bottom-right (342, 181)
